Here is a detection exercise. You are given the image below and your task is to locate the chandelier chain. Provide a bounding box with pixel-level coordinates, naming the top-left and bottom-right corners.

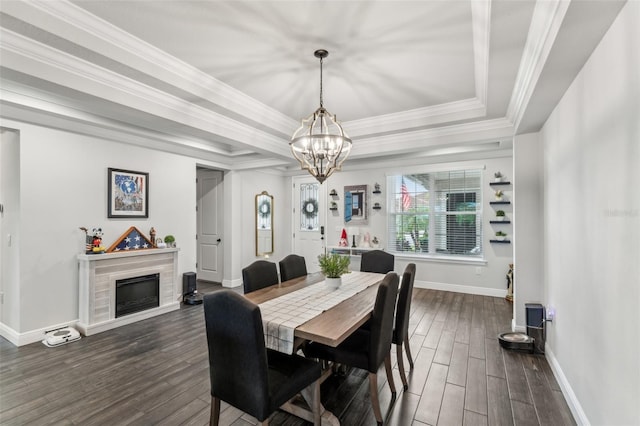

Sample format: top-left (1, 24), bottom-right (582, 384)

top-left (319, 56), bottom-right (324, 108)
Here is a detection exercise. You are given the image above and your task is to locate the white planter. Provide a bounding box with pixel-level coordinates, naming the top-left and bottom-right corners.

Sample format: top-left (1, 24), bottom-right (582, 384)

top-left (496, 235), bottom-right (506, 241)
top-left (494, 177), bottom-right (503, 183)
top-left (325, 277), bottom-right (342, 289)
top-left (496, 216), bottom-right (506, 221)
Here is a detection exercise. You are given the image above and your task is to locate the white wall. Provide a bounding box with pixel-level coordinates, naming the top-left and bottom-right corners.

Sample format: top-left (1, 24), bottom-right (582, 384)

top-left (0, 128), bottom-right (21, 331)
top-left (238, 170), bottom-right (290, 279)
top-left (322, 156), bottom-right (514, 297)
top-left (513, 132), bottom-right (544, 329)
top-left (540, 2), bottom-right (639, 424)
top-left (0, 119), bottom-right (198, 344)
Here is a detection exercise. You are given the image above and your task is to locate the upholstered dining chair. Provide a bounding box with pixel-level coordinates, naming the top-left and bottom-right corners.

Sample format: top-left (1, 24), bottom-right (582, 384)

top-left (203, 290), bottom-right (322, 426)
top-left (242, 260), bottom-right (279, 294)
top-left (394, 263), bottom-right (416, 390)
top-left (305, 272), bottom-right (399, 426)
top-left (278, 254), bottom-right (308, 282)
top-left (360, 250), bottom-right (395, 274)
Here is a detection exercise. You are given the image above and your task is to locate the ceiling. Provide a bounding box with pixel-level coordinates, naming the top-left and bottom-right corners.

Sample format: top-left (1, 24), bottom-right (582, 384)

top-left (0, 0), bottom-right (626, 172)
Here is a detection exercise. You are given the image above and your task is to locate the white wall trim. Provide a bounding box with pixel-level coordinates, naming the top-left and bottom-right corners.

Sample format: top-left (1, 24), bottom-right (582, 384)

top-left (0, 319), bottom-right (80, 347)
top-left (222, 278), bottom-right (243, 288)
top-left (545, 345), bottom-right (590, 426)
top-left (415, 279), bottom-right (507, 298)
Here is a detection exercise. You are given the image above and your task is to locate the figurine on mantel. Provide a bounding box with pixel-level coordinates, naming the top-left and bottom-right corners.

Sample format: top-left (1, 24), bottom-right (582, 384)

top-left (149, 227), bottom-right (156, 247)
top-left (79, 226), bottom-right (105, 254)
top-left (338, 228), bottom-right (349, 247)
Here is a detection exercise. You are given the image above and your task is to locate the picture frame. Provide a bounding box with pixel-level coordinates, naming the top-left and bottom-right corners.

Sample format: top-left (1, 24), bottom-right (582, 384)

top-left (107, 168), bottom-right (149, 218)
top-left (344, 184), bottom-right (368, 224)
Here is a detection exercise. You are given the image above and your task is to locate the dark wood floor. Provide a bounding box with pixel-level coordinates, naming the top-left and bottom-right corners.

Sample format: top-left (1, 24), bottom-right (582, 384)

top-left (0, 282), bottom-right (575, 425)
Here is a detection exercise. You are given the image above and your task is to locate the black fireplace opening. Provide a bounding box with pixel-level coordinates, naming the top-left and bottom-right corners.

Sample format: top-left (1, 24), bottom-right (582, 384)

top-left (115, 273), bottom-right (160, 318)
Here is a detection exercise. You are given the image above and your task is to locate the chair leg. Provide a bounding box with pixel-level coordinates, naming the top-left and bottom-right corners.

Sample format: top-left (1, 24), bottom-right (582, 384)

top-left (210, 396), bottom-right (220, 426)
top-left (384, 354), bottom-right (396, 397)
top-left (396, 343), bottom-right (409, 391)
top-left (368, 372), bottom-right (383, 425)
top-left (404, 336), bottom-right (414, 369)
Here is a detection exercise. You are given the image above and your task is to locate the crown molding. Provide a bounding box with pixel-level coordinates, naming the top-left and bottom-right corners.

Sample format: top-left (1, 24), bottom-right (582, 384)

top-left (351, 117), bottom-right (514, 159)
top-left (3, 0), bottom-right (297, 135)
top-left (0, 28), bottom-right (292, 159)
top-left (344, 97), bottom-right (487, 138)
top-left (506, 0), bottom-right (571, 131)
top-left (471, 0), bottom-right (491, 106)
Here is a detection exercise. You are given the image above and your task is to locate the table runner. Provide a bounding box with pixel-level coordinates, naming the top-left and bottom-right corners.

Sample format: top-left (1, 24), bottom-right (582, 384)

top-left (259, 271), bottom-right (381, 354)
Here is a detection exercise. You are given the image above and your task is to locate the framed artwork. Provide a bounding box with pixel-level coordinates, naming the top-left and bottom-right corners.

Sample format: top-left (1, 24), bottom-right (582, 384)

top-left (344, 184), bottom-right (368, 224)
top-left (108, 168), bottom-right (149, 218)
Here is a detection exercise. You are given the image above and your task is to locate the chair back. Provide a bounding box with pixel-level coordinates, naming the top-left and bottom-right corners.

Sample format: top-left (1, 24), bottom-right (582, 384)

top-left (279, 254), bottom-right (308, 282)
top-left (360, 250), bottom-right (395, 274)
top-left (242, 260), bottom-right (279, 293)
top-left (203, 290), bottom-right (270, 420)
top-left (394, 263), bottom-right (416, 344)
top-left (368, 272), bottom-right (399, 371)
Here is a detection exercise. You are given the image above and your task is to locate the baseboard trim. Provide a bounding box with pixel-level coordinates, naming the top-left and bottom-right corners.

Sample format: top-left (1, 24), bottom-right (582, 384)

top-left (222, 278), bottom-right (242, 288)
top-left (0, 319), bottom-right (80, 347)
top-left (545, 345), bottom-right (590, 425)
top-left (415, 279), bottom-right (507, 298)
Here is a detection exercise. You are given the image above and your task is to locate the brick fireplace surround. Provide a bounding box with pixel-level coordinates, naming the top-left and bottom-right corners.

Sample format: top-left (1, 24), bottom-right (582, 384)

top-left (77, 248), bottom-right (180, 336)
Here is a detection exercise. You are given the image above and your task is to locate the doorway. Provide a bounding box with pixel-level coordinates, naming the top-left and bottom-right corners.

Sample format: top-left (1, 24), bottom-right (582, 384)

top-left (196, 169), bottom-right (223, 282)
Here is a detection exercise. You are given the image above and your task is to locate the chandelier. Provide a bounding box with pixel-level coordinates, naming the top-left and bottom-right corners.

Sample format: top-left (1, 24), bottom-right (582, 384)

top-left (290, 49), bottom-right (352, 184)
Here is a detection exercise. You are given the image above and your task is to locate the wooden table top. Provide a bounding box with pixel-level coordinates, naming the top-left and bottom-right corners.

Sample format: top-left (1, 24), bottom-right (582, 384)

top-left (245, 272), bottom-right (383, 347)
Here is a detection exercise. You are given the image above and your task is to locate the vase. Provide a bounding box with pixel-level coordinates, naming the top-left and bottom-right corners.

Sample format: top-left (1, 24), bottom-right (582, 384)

top-left (325, 277), bottom-right (342, 289)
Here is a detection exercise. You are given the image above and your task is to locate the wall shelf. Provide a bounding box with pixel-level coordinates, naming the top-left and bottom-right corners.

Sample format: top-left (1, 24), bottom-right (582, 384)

top-left (489, 181), bottom-right (511, 186)
top-left (490, 201), bottom-right (511, 205)
top-left (490, 220), bottom-right (511, 224)
top-left (490, 239), bottom-right (511, 244)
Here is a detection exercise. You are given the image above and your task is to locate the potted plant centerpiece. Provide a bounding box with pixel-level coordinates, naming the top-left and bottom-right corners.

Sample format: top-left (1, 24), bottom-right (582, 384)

top-left (494, 171), bottom-right (503, 182)
top-left (494, 190), bottom-right (504, 201)
top-left (318, 253), bottom-right (350, 289)
top-left (496, 210), bottom-right (506, 221)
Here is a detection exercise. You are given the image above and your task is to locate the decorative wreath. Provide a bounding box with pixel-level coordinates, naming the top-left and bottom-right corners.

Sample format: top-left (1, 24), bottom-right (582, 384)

top-left (258, 199), bottom-right (271, 219)
top-left (302, 198), bottom-right (318, 219)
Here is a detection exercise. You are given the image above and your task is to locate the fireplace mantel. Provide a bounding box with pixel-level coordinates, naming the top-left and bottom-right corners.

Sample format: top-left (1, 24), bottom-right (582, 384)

top-left (77, 248), bottom-right (180, 335)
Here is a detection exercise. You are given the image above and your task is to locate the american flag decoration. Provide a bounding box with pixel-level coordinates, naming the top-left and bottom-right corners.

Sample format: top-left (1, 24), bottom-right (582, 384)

top-left (401, 178), bottom-right (412, 211)
top-left (106, 226), bottom-right (154, 253)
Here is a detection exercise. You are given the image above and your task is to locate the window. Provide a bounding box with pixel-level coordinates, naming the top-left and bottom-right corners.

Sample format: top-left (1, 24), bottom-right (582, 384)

top-left (387, 170), bottom-right (483, 258)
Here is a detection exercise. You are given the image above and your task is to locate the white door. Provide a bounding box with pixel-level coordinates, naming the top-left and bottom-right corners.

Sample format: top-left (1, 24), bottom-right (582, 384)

top-left (293, 177), bottom-right (326, 273)
top-left (197, 169), bottom-right (223, 282)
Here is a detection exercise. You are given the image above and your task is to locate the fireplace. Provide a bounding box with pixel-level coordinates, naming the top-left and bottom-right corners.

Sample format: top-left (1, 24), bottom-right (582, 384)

top-left (78, 248), bottom-right (179, 336)
top-left (115, 273), bottom-right (160, 318)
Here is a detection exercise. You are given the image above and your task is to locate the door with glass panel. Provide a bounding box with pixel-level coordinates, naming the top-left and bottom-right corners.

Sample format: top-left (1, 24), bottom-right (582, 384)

top-left (292, 177), bottom-right (326, 273)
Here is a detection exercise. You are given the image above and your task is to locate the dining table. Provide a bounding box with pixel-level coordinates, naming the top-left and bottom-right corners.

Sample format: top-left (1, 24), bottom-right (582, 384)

top-left (243, 270), bottom-right (387, 425)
